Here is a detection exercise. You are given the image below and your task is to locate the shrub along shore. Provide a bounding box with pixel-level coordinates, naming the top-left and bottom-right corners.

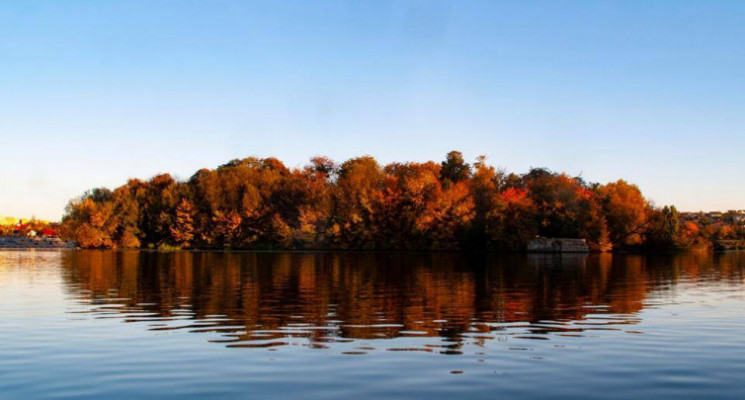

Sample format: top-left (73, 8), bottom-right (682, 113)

top-left (59, 152), bottom-right (742, 252)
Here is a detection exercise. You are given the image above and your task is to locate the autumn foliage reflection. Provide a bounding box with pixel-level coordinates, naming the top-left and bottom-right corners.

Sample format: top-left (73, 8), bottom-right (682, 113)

top-left (60, 252), bottom-right (744, 349)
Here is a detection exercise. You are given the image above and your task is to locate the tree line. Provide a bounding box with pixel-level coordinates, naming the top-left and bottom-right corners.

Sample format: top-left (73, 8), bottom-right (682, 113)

top-left (60, 151), bottom-right (719, 251)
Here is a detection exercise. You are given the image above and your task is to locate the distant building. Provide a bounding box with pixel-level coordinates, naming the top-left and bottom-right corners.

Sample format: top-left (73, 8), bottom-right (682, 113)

top-left (679, 212), bottom-right (697, 221)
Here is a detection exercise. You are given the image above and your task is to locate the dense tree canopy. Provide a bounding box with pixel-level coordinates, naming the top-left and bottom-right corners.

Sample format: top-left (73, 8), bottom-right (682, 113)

top-left (60, 152), bottom-right (716, 251)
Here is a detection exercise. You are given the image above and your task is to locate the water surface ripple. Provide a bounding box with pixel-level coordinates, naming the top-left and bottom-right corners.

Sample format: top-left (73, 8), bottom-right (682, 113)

top-left (1, 251), bottom-right (744, 399)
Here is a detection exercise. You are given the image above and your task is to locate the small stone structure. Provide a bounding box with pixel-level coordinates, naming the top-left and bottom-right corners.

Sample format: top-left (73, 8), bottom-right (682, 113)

top-left (527, 237), bottom-right (589, 253)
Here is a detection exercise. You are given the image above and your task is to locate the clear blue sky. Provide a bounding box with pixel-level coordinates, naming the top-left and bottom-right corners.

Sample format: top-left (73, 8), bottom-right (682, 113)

top-left (1, 1), bottom-right (743, 220)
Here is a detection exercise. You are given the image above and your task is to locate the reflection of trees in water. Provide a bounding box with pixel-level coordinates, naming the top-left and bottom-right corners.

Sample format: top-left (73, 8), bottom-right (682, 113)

top-left (60, 251), bottom-right (745, 348)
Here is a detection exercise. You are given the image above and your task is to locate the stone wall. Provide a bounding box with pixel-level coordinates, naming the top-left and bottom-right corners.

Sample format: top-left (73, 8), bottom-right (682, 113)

top-left (527, 238), bottom-right (589, 253)
top-left (715, 240), bottom-right (745, 251)
top-left (0, 237), bottom-right (75, 249)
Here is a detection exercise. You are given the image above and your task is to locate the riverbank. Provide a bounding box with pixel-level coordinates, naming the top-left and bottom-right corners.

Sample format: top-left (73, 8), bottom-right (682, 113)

top-left (0, 237), bottom-right (75, 250)
top-left (715, 240), bottom-right (745, 251)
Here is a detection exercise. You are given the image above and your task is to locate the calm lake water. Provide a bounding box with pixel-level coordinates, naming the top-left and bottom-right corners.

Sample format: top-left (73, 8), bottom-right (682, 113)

top-left (1, 250), bottom-right (744, 399)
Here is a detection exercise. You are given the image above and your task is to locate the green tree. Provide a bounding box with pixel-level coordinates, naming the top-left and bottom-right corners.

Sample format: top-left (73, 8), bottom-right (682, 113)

top-left (644, 205), bottom-right (680, 249)
top-left (439, 151), bottom-right (471, 185)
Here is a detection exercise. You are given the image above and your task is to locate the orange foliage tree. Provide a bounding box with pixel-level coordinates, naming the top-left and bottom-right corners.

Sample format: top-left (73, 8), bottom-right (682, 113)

top-left (60, 152), bottom-right (701, 251)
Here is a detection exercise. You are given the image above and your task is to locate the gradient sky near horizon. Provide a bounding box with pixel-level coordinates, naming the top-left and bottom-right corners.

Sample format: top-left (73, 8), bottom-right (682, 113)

top-left (1, 1), bottom-right (744, 220)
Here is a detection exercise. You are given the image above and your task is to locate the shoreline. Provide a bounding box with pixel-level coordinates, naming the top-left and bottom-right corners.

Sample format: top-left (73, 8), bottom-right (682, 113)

top-left (3, 244), bottom-right (741, 254)
top-left (0, 237), bottom-right (75, 250)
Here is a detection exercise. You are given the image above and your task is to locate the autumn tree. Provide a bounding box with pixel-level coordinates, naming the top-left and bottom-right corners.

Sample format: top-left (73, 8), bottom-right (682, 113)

top-left (467, 155), bottom-right (503, 248)
top-left (59, 153), bottom-right (700, 252)
top-left (60, 188), bottom-right (117, 248)
top-left (596, 180), bottom-right (648, 247)
top-left (170, 198), bottom-right (196, 248)
top-left (112, 180), bottom-right (144, 248)
top-left (334, 156), bottom-right (385, 248)
top-left (523, 169), bottom-right (610, 249)
top-left (486, 187), bottom-right (538, 250)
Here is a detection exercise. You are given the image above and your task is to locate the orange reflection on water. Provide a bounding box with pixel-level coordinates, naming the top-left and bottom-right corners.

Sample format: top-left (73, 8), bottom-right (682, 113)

top-left (58, 251), bottom-right (745, 351)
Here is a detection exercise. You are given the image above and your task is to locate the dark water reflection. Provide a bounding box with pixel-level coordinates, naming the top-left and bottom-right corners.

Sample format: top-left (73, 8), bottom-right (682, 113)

top-left (60, 251), bottom-right (743, 352)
